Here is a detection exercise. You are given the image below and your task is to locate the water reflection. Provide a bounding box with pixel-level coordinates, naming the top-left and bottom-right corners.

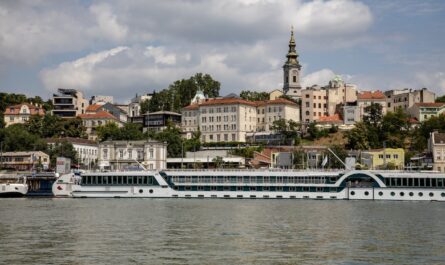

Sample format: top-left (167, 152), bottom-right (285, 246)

top-left (1, 199), bottom-right (444, 264)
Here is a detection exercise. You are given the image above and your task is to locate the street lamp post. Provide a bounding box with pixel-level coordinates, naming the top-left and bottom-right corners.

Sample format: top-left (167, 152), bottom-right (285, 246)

top-left (181, 141), bottom-right (184, 169)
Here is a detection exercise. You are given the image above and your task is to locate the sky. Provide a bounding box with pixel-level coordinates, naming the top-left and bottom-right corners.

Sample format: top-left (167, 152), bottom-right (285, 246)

top-left (0, 0), bottom-right (444, 103)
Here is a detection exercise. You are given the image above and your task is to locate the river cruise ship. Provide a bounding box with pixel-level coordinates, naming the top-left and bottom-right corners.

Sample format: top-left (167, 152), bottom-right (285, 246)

top-left (52, 169), bottom-right (445, 201)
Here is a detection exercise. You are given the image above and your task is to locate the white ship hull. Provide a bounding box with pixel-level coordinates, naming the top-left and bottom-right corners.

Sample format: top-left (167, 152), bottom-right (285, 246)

top-left (52, 170), bottom-right (445, 201)
top-left (0, 183), bottom-right (28, 197)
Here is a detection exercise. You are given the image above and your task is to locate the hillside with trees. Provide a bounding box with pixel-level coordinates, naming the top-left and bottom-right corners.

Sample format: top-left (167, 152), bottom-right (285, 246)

top-left (140, 73), bottom-right (220, 114)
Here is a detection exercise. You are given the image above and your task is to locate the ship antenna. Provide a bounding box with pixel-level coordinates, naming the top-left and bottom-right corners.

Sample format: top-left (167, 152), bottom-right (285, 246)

top-left (132, 159), bottom-right (148, 171)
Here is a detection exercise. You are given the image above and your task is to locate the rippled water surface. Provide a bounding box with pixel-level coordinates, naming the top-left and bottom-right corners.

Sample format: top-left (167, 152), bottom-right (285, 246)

top-left (1, 199), bottom-right (445, 264)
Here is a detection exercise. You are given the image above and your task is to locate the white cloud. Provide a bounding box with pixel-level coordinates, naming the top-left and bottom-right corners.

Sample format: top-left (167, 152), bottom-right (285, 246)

top-left (294, 0), bottom-right (373, 36)
top-left (89, 3), bottom-right (128, 41)
top-left (40, 47), bottom-right (129, 90)
top-left (415, 72), bottom-right (445, 94)
top-left (301, 69), bottom-right (336, 88)
top-left (2, 0), bottom-right (381, 101)
top-left (144, 46), bottom-right (176, 65)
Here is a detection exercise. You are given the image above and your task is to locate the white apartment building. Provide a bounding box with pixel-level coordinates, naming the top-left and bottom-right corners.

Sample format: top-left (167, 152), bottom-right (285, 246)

top-left (256, 99), bottom-right (299, 132)
top-left (385, 88), bottom-right (435, 112)
top-left (52, 88), bottom-right (89, 118)
top-left (182, 97), bottom-right (299, 143)
top-left (98, 140), bottom-right (167, 170)
top-left (90, 95), bottom-right (114, 105)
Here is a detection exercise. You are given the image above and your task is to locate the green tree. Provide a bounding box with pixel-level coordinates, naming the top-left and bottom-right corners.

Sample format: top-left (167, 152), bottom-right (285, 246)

top-left (212, 156), bottom-right (224, 168)
top-left (147, 121), bottom-right (183, 157)
top-left (381, 108), bottom-right (410, 148)
top-left (293, 149), bottom-right (307, 169)
top-left (436, 94), bottom-right (445, 103)
top-left (96, 122), bottom-right (121, 142)
top-left (363, 102), bottom-right (383, 126)
top-left (344, 122), bottom-right (370, 150)
top-left (0, 124), bottom-right (47, 152)
top-left (239, 90), bottom-right (270, 101)
top-left (47, 140), bottom-right (78, 168)
top-left (411, 114), bottom-right (445, 151)
top-left (146, 73), bottom-right (220, 112)
top-left (140, 99), bottom-right (150, 114)
top-left (306, 122), bottom-right (328, 140)
top-left (271, 118), bottom-right (301, 145)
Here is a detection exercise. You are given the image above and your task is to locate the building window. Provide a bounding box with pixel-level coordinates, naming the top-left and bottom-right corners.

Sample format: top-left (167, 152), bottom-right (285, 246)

top-left (119, 150), bottom-right (124, 158)
top-left (306, 94), bottom-right (309, 98)
top-left (128, 149), bottom-right (132, 159)
top-left (149, 148), bottom-right (154, 158)
top-left (293, 76), bottom-right (296, 82)
top-left (103, 149), bottom-right (108, 159)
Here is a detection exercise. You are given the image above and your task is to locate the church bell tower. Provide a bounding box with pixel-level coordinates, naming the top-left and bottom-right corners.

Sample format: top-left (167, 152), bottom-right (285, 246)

top-left (283, 27), bottom-right (302, 99)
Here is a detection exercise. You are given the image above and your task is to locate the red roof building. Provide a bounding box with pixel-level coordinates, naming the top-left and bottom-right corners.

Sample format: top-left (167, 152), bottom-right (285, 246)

top-left (4, 103), bottom-right (45, 127)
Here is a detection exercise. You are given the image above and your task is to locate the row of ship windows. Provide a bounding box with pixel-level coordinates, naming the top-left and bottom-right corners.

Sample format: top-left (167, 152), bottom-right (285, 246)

top-left (384, 178), bottom-right (445, 188)
top-left (170, 176), bottom-right (333, 184)
top-left (173, 186), bottom-right (340, 192)
top-left (81, 176), bottom-right (157, 186)
top-left (351, 191), bottom-right (445, 198)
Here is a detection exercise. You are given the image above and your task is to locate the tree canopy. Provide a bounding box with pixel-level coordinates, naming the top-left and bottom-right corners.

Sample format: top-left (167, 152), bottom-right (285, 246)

top-left (239, 90), bottom-right (269, 101)
top-left (96, 122), bottom-right (145, 142)
top-left (146, 73), bottom-right (220, 113)
top-left (271, 118), bottom-right (301, 145)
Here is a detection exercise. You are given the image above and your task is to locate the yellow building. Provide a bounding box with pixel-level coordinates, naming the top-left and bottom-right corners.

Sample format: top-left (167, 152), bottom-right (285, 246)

top-left (269, 89), bottom-right (284, 100)
top-left (361, 148), bottom-right (405, 170)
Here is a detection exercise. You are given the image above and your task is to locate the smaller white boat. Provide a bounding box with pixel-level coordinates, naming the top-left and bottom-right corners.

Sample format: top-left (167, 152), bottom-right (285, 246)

top-left (0, 177), bottom-right (28, 197)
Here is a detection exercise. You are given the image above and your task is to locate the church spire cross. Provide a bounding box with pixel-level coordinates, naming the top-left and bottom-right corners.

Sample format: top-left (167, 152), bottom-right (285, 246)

top-left (285, 26), bottom-right (300, 67)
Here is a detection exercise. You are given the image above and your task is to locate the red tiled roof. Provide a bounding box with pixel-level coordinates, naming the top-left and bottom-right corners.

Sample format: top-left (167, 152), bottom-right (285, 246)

top-left (182, 98), bottom-right (257, 109)
top-left (255, 98), bottom-right (297, 106)
top-left (183, 97), bottom-right (297, 110)
top-left (46, 137), bottom-right (97, 145)
top-left (183, 104), bottom-right (199, 110)
top-left (318, 114), bottom-right (342, 123)
top-left (357, 91), bottom-right (385, 100)
top-left (78, 111), bottom-right (117, 120)
top-left (415, 102), bottom-right (445, 107)
top-left (86, 104), bottom-right (103, 112)
top-left (408, 117), bottom-right (419, 123)
top-left (4, 103), bottom-right (45, 115)
top-left (200, 98), bottom-right (257, 107)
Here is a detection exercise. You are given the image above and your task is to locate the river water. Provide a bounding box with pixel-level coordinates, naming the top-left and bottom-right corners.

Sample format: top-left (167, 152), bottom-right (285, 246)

top-left (0, 199), bottom-right (444, 265)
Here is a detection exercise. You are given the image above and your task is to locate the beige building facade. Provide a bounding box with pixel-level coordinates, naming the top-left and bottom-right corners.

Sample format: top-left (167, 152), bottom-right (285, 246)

top-left (4, 103), bottom-right (45, 127)
top-left (385, 88), bottom-right (435, 112)
top-left (98, 140), bottom-right (167, 170)
top-left (182, 97), bottom-right (299, 143)
top-left (78, 111), bottom-right (124, 141)
top-left (52, 88), bottom-right (88, 118)
top-left (301, 78), bottom-right (357, 123)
